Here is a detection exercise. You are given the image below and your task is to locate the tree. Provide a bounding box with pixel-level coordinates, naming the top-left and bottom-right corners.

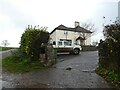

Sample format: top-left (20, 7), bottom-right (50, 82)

top-left (81, 22), bottom-right (95, 32)
top-left (1, 40), bottom-right (10, 47)
top-left (103, 18), bottom-right (120, 42)
top-left (79, 22), bottom-right (96, 41)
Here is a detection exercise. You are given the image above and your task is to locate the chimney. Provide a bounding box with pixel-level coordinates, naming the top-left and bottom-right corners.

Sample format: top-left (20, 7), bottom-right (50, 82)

top-left (75, 21), bottom-right (80, 27)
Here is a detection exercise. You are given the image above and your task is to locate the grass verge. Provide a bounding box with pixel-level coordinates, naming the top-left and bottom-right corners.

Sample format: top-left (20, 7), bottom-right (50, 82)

top-left (0, 47), bottom-right (17, 51)
top-left (96, 67), bottom-right (120, 89)
top-left (2, 56), bottom-right (48, 73)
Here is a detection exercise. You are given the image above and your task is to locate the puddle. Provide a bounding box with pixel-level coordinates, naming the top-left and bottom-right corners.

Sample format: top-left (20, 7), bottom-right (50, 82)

top-left (65, 67), bottom-right (72, 70)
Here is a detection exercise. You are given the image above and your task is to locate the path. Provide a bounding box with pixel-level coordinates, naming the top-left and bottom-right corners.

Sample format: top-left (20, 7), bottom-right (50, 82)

top-left (2, 51), bottom-right (113, 88)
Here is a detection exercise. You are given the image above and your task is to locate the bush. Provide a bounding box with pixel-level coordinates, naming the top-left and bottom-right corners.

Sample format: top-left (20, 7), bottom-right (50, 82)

top-left (98, 20), bottom-right (120, 88)
top-left (20, 25), bottom-right (49, 61)
top-left (96, 67), bottom-right (120, 88)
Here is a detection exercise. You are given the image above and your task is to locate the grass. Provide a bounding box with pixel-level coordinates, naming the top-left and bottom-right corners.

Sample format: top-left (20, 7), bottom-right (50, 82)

top-left (2, 48), bottom-right (56, 73)
top-left (0, 46), bottom-right (17, 51)
top-left (96, 67), bottom-right (120, 89)
top-left (2, 56), bottom-right (48, 73)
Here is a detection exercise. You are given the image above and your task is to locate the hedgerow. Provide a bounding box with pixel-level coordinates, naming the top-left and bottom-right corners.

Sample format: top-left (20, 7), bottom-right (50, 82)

top-left (20, 25), bottom-right (49, 61)
top-left (98, 20), bottom-right (120, 88)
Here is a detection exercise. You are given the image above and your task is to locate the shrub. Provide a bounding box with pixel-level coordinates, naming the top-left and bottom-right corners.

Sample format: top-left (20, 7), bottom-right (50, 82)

top-left (98, 20), bottom-right (120, 88)
top-left (20, 25), bottom-right (49, 61)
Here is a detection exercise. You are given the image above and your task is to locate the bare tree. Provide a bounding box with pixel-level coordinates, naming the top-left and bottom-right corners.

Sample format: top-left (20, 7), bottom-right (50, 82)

top-left (1, 40), bottom-right (10, 47)
top-left (81, 22), bottom-right (95, 32)
top-left (80, 22), bottom-right (97, 40)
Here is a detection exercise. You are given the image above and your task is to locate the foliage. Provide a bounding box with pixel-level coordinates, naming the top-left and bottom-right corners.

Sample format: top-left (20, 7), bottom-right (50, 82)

top-left (96, 67), bottom-right (120, 88)
top-left (0, 47), bottom-right (16, 51)
top-left (20, 25), bottom-right (49, 61)
top-left (11, 48), bottom-right (28, 62)
top-left (98, 20), bottom-right (120, 71)
top-left (2, 25), bottom-right (57, 73)
top-left (2, 55), bottom-right (48, 73)
top-left (98, 19), bottom-right (120, 88)
top-left (103, 22), bottom-right (120, 42)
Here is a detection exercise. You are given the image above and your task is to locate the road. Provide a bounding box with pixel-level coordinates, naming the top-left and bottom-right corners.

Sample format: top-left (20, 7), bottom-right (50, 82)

top-left (0, 49), bottom-right (16, 60)
top-left (0, 49), bottom-right (16, 90)
top-left (2, 51), bottom-right (113, 88)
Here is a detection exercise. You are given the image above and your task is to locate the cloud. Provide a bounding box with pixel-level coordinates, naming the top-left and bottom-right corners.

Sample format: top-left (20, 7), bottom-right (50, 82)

top-left (0, 0), bottom-right (119, 47)
top-left (0, 0), bottom-right (36, 28)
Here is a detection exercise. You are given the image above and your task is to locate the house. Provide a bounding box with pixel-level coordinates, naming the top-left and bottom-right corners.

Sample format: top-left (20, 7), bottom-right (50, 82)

top-left (50, 21), bottom-right (92, 46)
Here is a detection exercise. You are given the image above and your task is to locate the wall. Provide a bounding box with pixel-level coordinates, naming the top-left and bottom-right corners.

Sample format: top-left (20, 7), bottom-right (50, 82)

top-left (50, 30), bottom-right (56, 42)
top-left (50, 29), bottom-right (92, 45)
top-left (55, 29), bottom-right (75, 45)
top-left (85, 33), bottom-right (91, 45)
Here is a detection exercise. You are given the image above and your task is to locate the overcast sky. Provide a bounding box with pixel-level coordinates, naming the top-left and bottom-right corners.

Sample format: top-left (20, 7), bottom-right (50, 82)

top-left (0, 0), bottom-right (119, 47)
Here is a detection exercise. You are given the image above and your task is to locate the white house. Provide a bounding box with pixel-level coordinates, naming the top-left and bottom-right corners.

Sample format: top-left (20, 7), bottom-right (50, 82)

top-left (50, 22), bottom-right (92, 46)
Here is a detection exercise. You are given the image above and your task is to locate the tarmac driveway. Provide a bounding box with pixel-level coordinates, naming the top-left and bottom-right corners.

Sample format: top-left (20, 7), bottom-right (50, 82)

top-left (2, 51), bottom-right (112, 88)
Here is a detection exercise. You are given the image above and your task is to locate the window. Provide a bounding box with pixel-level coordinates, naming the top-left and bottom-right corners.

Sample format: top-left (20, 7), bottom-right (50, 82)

top-left (58, 41), bottom-right (62, 46)
top-left (59, 39), bottom-right (72, 46)
top-left (53, 41), bottom-right (56, 45)
top-left (64, 41), bottom-right (72, 46)
top-left (64, 31), bottom-right (68, 35)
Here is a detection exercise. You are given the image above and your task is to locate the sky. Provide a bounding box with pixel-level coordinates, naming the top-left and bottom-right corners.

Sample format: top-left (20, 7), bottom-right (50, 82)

top-left (0, 0), bottom-right (119, 47)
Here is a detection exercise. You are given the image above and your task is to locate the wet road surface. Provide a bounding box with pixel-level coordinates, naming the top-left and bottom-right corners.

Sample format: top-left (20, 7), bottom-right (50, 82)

top-left (2, 51), bottom-right (113, 88)
top-left (0, 49), bottom-right (16, 89)
top-left (0, 49), bottom-right (16, 60)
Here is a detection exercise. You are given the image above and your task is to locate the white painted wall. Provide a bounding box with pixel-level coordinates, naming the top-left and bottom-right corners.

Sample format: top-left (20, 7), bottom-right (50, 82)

top-left (50, 29), bottom-right (92, 45)
top-left (85, 33), bottom-right (91, 45)
top-left (50, 30), bottom-right (56, 42)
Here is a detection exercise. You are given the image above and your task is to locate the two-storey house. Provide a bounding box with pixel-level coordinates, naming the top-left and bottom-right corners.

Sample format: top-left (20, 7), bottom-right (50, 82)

top-left (50, 22), bottom-right (92, 46)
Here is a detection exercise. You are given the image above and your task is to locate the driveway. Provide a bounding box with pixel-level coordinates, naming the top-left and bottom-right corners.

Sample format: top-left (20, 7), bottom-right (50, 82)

top-left (2, 51), bottom-right (113, 88)
top-left (0, 49), bottom-right (16, 90)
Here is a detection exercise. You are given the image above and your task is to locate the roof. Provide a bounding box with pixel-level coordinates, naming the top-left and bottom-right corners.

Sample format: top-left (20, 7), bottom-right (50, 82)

top-left (50, 24), bottom-right (92, 34)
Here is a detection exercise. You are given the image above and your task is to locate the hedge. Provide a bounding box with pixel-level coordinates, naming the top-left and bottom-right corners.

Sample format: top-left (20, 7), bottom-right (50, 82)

top-left (20, 25), bottom-right (49, 61)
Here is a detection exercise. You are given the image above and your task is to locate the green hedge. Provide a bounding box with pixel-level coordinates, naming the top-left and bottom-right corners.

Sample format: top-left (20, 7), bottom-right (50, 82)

top-left (98, 39), bottom-right (120, 72)
top-left (20, 26), bottom-right (49, 61)
top-left (98, 21), bottom-right (120, 87)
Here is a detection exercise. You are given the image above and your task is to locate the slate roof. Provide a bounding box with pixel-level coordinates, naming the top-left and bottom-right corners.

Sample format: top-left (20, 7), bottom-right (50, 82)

top-left (50, 24), bottom-right (92, 34)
